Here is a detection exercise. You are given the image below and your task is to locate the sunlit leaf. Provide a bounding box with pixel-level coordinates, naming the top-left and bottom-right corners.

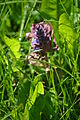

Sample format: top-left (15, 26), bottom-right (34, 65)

top-left (24, 82), bottom-right (44, 119)
top-left (4, 36), bottom-right (21, 58)
top-left (27, 82), bottom-right (44, 110)
top-left (37, 82), bottom-right (44, 95)
top-left (59, 13), bottom-right (75, 57)
top-left (59, 13), bottom-right (74, 40)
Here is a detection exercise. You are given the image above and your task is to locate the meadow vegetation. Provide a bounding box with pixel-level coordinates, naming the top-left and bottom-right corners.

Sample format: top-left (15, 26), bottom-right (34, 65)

top-left (0, 0), bottom-right (80, 120)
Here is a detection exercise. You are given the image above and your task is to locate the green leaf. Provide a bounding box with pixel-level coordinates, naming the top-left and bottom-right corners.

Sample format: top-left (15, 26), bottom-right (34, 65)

top-left (59, 13), bottom-right (74, 40)
top-left (41, 0), bottom-right (57, 19)
top-left (24, 82), bottom-right (44, 119)
top-left (18, 80), bottom-right (31, 106)
top-left (4, 36), bottom-right (21, 58)
top-left (29, 95), bottom-right (45, 120)
top-left (27, 82), bottom-right (44, 110)
top-left (43, 91), bottom-right (59, 119)
top-left (41, 0), bottom-right (72, 20)
top-left (59, 13), bottom-right (75, 57)
top-left (37, 82), bottom-right (44, 95)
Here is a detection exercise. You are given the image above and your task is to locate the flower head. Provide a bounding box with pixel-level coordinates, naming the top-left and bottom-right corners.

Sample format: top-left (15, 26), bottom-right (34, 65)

top-left (26, 22), bottom-right (55, 52)
top-left (26, 22), bottom-right (59, 65)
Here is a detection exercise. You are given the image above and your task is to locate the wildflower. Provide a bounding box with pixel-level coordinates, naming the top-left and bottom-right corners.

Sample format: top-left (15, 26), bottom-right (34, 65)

top-left (26, 22), bottom-right (59, 66)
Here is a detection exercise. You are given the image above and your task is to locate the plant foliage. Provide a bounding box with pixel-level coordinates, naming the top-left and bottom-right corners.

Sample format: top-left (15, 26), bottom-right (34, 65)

top-left (0, 0), bottom-right (80, 120)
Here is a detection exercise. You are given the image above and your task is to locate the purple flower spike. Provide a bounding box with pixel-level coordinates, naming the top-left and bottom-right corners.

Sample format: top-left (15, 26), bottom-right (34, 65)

top-left (26, 22), bottom-right (59, 52)
top-left (26, 22), bottom-right (59, 65)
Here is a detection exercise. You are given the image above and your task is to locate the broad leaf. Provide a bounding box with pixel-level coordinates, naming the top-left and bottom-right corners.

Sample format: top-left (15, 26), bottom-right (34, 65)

top-left (18, 80), bottom-right (31, 107)
top-left (59, 13), bottom-right (75, 57)
top-left (41, 0), bottom-right (57, 19)
top-left (4, 36), bottom-right (21, 58)
top-left (24, 82), bottom-right (44, 120)
top-left (43, 91), bottom-right (59, 120)
top-left (41, 0), bottom-right (72, 20)
top-left (26, 82), bottom-right (44, 110)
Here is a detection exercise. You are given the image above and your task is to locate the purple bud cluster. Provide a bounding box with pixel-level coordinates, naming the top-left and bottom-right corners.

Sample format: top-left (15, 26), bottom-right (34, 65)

top-left (26, 22), bottom-right (59, 52)
top-left (26, 22), bottom-right (59, 65)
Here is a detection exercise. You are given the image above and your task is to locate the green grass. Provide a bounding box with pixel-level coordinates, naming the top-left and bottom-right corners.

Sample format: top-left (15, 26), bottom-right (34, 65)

top-left (0, 0), bottom-right (80, 120)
